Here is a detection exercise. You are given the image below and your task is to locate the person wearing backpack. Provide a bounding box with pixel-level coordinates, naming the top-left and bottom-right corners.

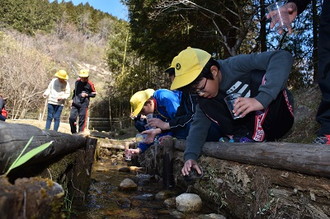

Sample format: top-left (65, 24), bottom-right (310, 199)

top-left (0, 95), bottom-right (8, 121)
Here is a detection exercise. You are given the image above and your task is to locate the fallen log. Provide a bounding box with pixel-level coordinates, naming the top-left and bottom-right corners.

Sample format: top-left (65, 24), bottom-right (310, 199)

top-left (138, 137), bottom-right (330, 218)
top-left (174, 140), bottom-right (330, 179)
top-left (0, 121), bottom-right (87, 174)
top-left (0, 121), bottom-right (97, 217)
top-left (172, 151), bottom-right (330, 218)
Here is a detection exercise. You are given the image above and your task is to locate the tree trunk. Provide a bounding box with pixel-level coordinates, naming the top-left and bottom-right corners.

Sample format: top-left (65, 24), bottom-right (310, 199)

top-left (312, 0), bottom-right (319, 83)
top-left (260, 0), bottom-right (267, 52)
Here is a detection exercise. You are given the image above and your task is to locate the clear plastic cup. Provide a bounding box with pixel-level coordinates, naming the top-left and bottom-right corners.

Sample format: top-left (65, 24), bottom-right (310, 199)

top-left (145, 113), bottom-right (155, 129)
top-left (267, 0), bottom-right (290, 32)
top-left (224, 93), bottom-right (242, 120)
top-left (125, 150), bottom-right (132, 161)
top-left (135, 133), bottom-right (146, 142)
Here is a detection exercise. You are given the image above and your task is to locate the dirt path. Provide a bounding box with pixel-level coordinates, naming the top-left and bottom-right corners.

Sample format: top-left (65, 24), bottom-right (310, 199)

top-left (6, 119), bottom-right (72, 134)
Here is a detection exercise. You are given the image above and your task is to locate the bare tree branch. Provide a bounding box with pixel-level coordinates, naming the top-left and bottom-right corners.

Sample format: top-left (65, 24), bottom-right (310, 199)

top-left (150, 0), bottom-right (258, 56)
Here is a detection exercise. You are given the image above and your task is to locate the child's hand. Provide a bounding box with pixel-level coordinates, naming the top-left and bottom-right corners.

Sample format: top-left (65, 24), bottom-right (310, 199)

top-left (142, 128), bottom-right (161, 144)
top-left (233, 97), bottom-right (264, 118)
top-left (266, 2), bottom-right (297, 35)
top-left (181, 159), bottom-right (202, 176)
top-left (126, 148), bottom-right (141, 154)
top-left (147, 118), bottom-right (170, 130)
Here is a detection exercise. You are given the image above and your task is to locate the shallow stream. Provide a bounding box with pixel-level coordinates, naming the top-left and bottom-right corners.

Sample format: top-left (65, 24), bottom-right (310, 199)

top-left (72, 151), bottom-right (216, 219)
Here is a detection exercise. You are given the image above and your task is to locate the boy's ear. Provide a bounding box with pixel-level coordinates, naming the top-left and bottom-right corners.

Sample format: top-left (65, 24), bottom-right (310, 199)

top-left (210, 65), bottom-right (219, 78)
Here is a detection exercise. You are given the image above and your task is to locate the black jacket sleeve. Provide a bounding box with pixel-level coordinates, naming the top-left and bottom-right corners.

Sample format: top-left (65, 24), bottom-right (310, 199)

top-left (288, 0), bottom-right (311, 14)
top-left (168, 93), bottom-right (197, 129)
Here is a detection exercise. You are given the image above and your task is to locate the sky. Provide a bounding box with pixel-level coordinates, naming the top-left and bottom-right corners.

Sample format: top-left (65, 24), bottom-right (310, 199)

top-left (62, 0), bottom-right (128, 20)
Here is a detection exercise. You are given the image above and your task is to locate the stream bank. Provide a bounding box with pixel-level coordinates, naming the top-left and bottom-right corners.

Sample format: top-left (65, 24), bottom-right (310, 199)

top-left (73, 136), bottom-right (226, 218)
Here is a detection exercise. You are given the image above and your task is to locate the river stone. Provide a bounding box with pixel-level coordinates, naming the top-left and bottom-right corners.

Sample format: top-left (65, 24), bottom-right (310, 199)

top-left (169, 209), bottom-right (185, 218)
top-left (198, 213), bottom-right (227, 219)
top-left (176, 193), bottom-right (202, 213)
top-left (132, 193), bottom-right (154, 201)
top-left (129, 166), bottom-right (144, 173)
top-left (119, 178), bottom-right (137, 191)
top-left (116, 198), bottom-right (131, 208)
top-left (135, 173), bottom-right (152, 186)
top-left (164, 197), bottom-right (176, 208)
top-left (155, 190), bottom-right (176, 200)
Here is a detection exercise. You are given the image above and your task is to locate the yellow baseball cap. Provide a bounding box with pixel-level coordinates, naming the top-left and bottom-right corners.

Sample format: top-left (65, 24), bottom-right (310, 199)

top-left (170, 47), bottom-right (211, 90)
top-left (54, 70), bottom-right (69, 80)
top-left (130, 89), bottom-right (155, 117)
top-left (79, 69), bottom-right (89, 77)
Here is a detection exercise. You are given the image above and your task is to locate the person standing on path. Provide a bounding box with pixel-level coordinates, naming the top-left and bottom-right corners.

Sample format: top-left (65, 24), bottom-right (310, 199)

top-left (43, 70), bottom-right (71, 131)
top-left (69, 69), bottom-right (96, 134)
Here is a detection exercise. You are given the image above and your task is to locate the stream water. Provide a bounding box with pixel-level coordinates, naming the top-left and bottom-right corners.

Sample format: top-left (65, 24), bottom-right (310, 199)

top-left (71, 150), bottom-right (217, 219)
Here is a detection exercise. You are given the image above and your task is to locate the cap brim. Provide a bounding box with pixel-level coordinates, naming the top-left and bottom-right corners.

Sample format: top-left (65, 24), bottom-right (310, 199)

top-left (132, 103), bottom-right (143, 117)
top-left (170, 68), bottom-right (201, 90)
top-left (55, 74), bottom-right (68, 80)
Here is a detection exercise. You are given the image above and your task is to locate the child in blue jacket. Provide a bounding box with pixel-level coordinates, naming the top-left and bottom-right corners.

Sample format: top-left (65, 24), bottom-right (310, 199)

top-left (129, 88), bottom-right (180, 154)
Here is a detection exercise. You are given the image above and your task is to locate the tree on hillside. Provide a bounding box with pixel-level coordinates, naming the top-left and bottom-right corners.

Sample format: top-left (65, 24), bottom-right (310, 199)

top-left (125, 0), bottom-right (260, 66)
top-left (0, 0), bottom-right (54, 35)
top-left (0, 32), bottom-right (53, 119)
top-left (125, 0), bottom-right (322, 88)
top-left (106, 18), bottom-right (170, 119)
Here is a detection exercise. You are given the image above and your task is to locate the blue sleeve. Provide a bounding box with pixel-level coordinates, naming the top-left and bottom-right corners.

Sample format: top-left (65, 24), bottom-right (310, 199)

top-left (137, 142), bottom-right (153, 153)
top-left (154, 89), bottom-right (180, 119)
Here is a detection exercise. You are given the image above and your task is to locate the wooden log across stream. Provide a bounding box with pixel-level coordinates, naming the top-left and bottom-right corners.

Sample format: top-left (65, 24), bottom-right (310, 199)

top-left (174, 140), bottom-right (330, 178)
top-left (0, 121), bottom-right (97, 218)
top-left (139, 137), bottom-right (330, 218)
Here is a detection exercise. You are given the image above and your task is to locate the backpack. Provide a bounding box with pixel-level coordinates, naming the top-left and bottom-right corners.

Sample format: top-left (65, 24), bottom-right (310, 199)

top-left (1, 108), bottom-right (8, 118)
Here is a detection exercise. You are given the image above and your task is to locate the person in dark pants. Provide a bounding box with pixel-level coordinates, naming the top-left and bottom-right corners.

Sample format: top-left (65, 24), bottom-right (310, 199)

top-left (69, 69), bottom-right (96, 134)
top-left (169, 47), bottom-right (294, 176)
top-left (268, 0), bottom-right (330, 144)
top-left (43, 70), bottom-right (71, 131)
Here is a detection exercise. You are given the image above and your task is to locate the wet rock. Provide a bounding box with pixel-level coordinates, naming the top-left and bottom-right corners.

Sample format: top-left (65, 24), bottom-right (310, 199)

top-left (164, 197), bottom-right (176, 209)
top-left (129, 166), bottom-right (144, 173)
top-left (119, 178), bottom-right (137, 191)
top-left (132, 193), bottom-right (154, 201)
top-left (169, 209), bottom-right (185, 218)
top-left (135, 173), bottom-right (152, 186)
top-left (176, 193), bottom-right (202, 213)
top-left (116, 197), bottom-right (131, 208)
top-left (103, 150), bottom-right (112, 156)
top-left (155, 190), bottom-right (176, 200)
top-left (0, 177), bottom-right (64, 218)
top-left (198, 213), bottom-right (226, 219)
top-left (118, 167), bottom-right (130, 172)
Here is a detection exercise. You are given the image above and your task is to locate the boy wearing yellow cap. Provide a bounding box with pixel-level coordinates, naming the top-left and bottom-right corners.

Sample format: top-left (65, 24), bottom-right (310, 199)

top-left (170, 47), bottom-right (294, 177)
top-left (43, 70), bottom-right (71, 131)
top-left (69, 69), bottom-right (97, 134)
top-left (129, 88), bottom-right (181, 154)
